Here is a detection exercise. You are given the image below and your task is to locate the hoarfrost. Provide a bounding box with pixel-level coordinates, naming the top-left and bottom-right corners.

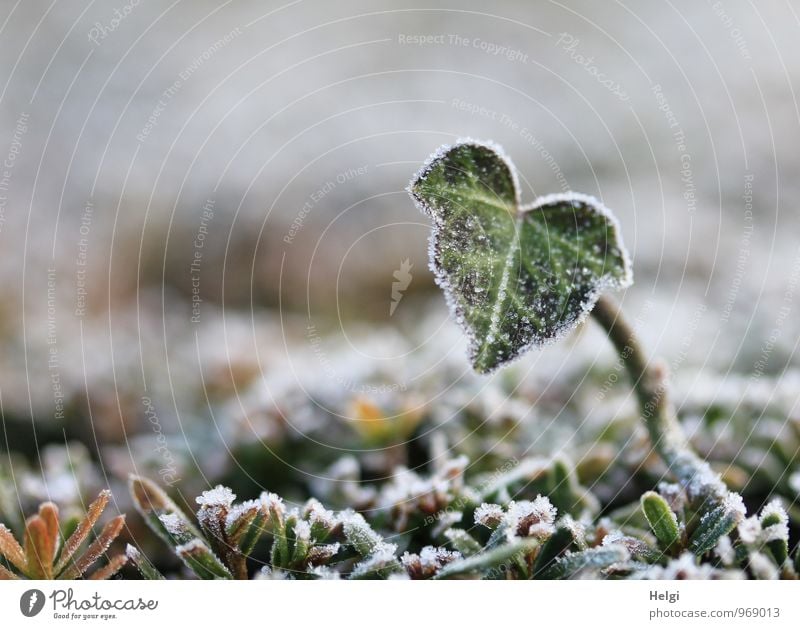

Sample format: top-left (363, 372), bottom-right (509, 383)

top-left (225, 499), bottom-right (261, 530)
top-left (196, 485), bottom-right (236, 508)
top-left (504, 496), bottom-right (557, 538)
top-left (159, 512), bottom-right (186, 536)
top-left (737, 516), bottom-right (761, 545)
top-left (408, 140), bottom-right (632, 373)
top-left (294, 520), bottom-right (311, 542)
top-left (260, 492), bottom-right (285, 517)
top-left (474, 503), bottom-right (504, 528)
top-left (758, 500), bottom-right (789, 543)
top-left (748, 551), bottom-right (779, 580)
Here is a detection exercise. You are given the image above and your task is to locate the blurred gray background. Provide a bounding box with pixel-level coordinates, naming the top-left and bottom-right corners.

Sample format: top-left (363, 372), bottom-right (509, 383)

top-left (1, 1), bottom-right (799, 440)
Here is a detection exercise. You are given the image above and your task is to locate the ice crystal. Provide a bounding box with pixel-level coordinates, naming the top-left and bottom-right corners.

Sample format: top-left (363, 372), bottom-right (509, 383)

top-left (758, 500), bottom-right (789, 543)
top-left (474, 503), bottom-right (504, 529)
top-left (224, 499), bottom-right (261, 531)
top-left (196, 485), bottom-right (236, 508)
top-left (748, 551), bottom-right (779, 580)
top-left (401, 546), bottom-right (461, 579)
top-left (505, 496), bottom-right (557, 538)
top-left (715, 536), bottom-right (736, 566)
top-left (159, 512), bottom-right (186, 536)
top-left (261, 492), bottom-right (286, 518)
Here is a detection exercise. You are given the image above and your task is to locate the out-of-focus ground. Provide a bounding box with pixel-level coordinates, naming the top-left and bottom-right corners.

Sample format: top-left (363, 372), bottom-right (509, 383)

top-left (0, 1), bottom-right (799, 505)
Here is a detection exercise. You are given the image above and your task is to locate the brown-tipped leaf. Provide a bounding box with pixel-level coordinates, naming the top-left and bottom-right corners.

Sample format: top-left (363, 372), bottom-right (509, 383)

top-left (60, 515), bottom-right (125, 579)
top-left (54, 489), bottom-right (110, 574)
top-left (24, 516), bottom-right (54, 579)
top-left (88, 554), bottom-right (128, 580)
top-left (0, 523), bottom-right (27, 573)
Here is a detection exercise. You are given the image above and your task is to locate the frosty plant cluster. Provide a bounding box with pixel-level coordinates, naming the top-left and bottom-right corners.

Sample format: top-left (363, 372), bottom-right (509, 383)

top-left (408, 140), bottom-right (750, 564)
top-left (1, 140), bottom-right (797, 581)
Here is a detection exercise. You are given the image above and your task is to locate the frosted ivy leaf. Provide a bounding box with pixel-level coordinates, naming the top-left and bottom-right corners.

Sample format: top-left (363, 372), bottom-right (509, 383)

top-left (408, 139), bottom-right (633, 373)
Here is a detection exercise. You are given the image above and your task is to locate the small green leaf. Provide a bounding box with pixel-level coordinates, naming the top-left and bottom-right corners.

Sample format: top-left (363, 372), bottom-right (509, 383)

top-left (129, 476), bottom-right (202, 546)
top-left (125, 545), bottom-right (165, 580)
top-left (342, 513), bottom-right (383, 557)
top-left (641, 491), bottom-right (681, 553)
top-left (689, 499), bottom-right (743, 556)
top-left (532, 525), bottom-right (575, 578)
top-left (175, 538), bottom-right (233, 580)
top-left (443, 529), bottom-right (482, 557)
top-left (225, 501), bottom-right (267, 555)
top-left (760, 502), bottom-right (789, 567)
top-left (409, 140), bottom-right (632, 373)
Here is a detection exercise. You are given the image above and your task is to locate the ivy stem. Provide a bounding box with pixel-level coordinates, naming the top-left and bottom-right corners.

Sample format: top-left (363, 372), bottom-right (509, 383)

top-left (590, 295), bottom-right (710, 494)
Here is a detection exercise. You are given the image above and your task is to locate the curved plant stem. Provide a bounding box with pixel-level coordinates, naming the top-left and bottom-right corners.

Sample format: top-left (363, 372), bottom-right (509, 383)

top-left (590, 295), bottom-right (725, 502)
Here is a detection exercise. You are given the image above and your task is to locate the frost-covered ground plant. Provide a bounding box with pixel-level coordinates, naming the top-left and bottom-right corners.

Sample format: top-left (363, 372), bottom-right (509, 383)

top-left (407, 140), bottom-right (762, 575)
top-left (0, 490), bottom-right (126, 580)
top-left (123, 458), bottom-right (799, 579)
top-left (1, 142), bottom-right (798, 580)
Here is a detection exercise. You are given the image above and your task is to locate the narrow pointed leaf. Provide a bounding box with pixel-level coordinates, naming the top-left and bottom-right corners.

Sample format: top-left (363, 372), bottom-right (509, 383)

top-left (533, 525), bottom-right (576, 578)
top-left (175, 538), bottom-right (232, 579)
top-left (55, 489), bottom-right (111, 574)
top-left (129, 476), bottom-right (202, 546)
top-left (443, 529), bottom-right (482, 557)
top-left (342, 513), bottom-right (382, 557)
top-left (125, 545), bottom-right (165, 580)
top-left (435, 538), bottom-right (539, 579)
top-left (88, 554), bottom-right (127, 580)
top-left (0, 563), bottom-right (19, 579)
top-left (409, 140), bottom-right (632, 373)
top-left (0, 523), bottom-right (27, 573)
top-left (59, 515), bottom-right (125, 579)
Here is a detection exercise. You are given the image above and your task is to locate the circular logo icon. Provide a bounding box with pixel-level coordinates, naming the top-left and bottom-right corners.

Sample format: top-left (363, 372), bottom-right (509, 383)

top-left (20, 589), bottom-right (45, 617)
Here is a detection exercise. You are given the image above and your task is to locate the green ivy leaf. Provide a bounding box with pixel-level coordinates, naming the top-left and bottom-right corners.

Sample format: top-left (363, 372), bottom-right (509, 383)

top-left (408, 140), bottom-right (632, 373)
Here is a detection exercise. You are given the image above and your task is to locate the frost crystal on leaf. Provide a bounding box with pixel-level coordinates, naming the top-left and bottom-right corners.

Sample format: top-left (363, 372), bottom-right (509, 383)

top-left (304, 498), bottom-right (338, 531)
top-left (307, 543), bottom-right (341, 565)
top-left (294, 520), bottom-right (311, 542)
top-left (408, 140), bottom-right (633, 373)
top-left (474, 503), bottom-right (505, 529)
top-left (737, 516), bottom-right (761, 545)
top-left (504, 496), bottom-right (557, 538)
top-left (224, 499), bottom-right (261, 530)
top-left (715, 536), bottom-right (735, 566)
top-left (401, 546), bottom-right (461, 579)
top-left (159, 512), bottom-right (186, 536)
top-left (748, 551), bottom-right (779, 580)
top-left (261, 492), bottom-right (285, 517)
top-left (350, 542), bottom-right (400, 578)
top-left (758, 500), bottom-right (789, 543)
top-left (342, 512), bottom-right (383, 556)
top-left (196, 485), bottom-right (236, 508)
